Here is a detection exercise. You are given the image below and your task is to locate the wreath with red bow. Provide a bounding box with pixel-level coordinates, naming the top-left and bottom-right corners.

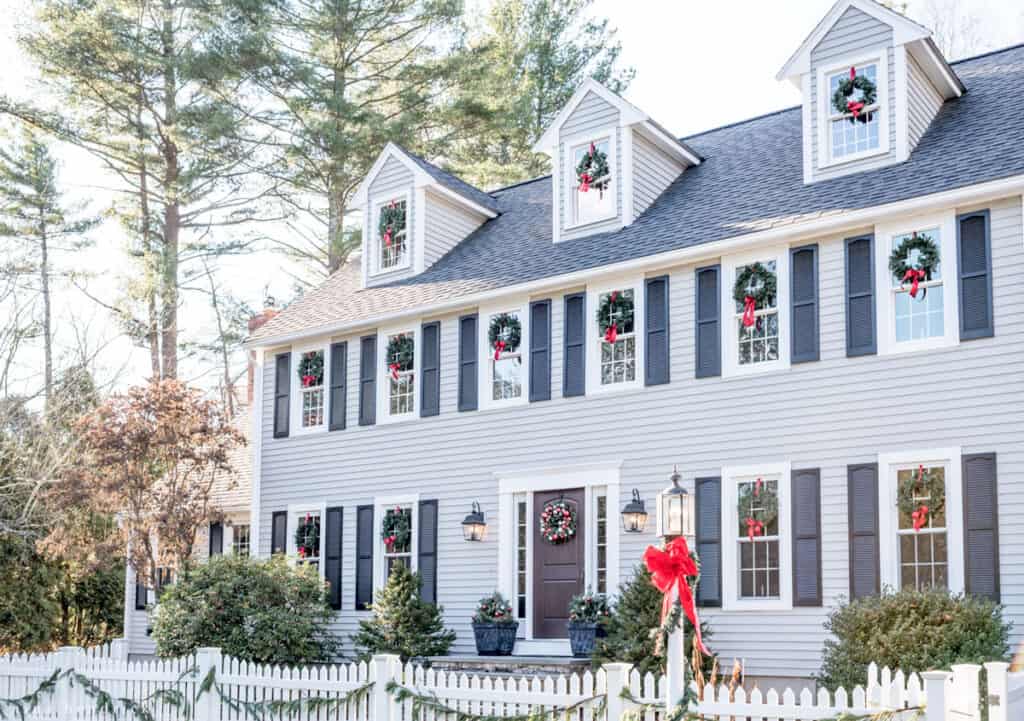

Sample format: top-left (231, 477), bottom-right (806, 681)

top-left (385, 334), bottom-right (414, 380)
top-left (732, 263), bottom-right (777, 328)
top-left (888, 232), bottom-right (940, 300)
top-left (575, 142), bottom-right (611, 196)
top-left (898, 465), bottom-right (946, 532)
top-left (595, 289), bottom-right (634, 344)
top-left (540, 499), bottom-right (576, 544)
top-left (378, 200), bottom-right (406, 248)
top-left (737, 478), bottom-right (779, 541)
top-left (294, 513), bottom-right (320, 558)
top-left (381, 506), bottom-right (412, 551)
top-left (832, 66), bottom-right (878, 123)
top-left (296, 351), bottom-right (324, 388)
top-left (487, 313), bottom-right (522, 361)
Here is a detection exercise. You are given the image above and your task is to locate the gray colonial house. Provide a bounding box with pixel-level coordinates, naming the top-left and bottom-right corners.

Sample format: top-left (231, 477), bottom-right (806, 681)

top-left (124, 0), bottom-right (1023, 681)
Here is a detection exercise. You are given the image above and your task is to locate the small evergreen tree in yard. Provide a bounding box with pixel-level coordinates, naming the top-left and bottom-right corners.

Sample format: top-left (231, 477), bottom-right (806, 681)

top-left (352, 564), bottom-right (455, 662)
top-left (151, 555), bottom-right (337, 664)
top-left (818, 588), bottom-right (1010, 691)
top-left (594, 565), bottom-right (713, 676)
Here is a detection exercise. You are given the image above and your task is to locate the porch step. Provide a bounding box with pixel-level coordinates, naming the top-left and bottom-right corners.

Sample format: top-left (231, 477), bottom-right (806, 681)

top-left (426, 654), bottom-right (590, 677)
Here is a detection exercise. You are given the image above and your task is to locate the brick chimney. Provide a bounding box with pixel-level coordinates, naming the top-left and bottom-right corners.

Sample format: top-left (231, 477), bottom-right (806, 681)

top-left (247, 307), bottom-right (279, 405)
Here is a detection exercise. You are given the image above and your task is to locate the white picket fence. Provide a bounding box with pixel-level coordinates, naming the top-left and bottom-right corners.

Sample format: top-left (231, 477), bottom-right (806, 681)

top-left (0, 639), bottom-right (1020, 721)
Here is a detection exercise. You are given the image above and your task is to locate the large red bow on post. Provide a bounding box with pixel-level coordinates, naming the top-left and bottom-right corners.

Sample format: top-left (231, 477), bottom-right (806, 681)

top-left (643, 536), bottom-right (710, 656)
top-left (902, 269), bottom-right (926, 298)
top-left (493, 339), bottom-right (507, 361)
top-left (742, 296), bottom-right (757, 327)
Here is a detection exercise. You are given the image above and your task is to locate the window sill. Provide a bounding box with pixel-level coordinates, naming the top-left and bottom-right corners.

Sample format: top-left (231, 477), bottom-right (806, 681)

top-left (480, 396), bottom-right (528, 412)
top-left (880, 335), bottom-right (958, 357)
top-left (379, 411), bottom-right (417, 426)
top-left (820, 145), bottom-right (889, 170)
top-left (369, 263), bottom-right (412, 280)
top-left (722, 358), bottom-right (790, 380)
top-left (564, 212), bottom-right (619, 233)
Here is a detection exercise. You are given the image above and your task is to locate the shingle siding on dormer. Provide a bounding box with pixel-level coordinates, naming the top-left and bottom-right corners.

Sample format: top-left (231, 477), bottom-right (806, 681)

top-left (423, 190), bottom-right (486, 268)
top-left (809, 6), bottom-right (897, 181)
top-left (907, 52), bottom-right (944, 151)
top-left (559, 91), bottom-right (623, 241)
top-left (632, 130), bottom-right (685, 219)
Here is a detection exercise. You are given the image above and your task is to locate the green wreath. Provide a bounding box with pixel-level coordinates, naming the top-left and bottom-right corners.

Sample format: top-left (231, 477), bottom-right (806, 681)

top-left (540, 499), bottom-right (576, 544)
top-left (732, 262), bottom-right (777, 309)
top-left (832, 67), bottom-right (877, 123)
top-left (898, 465), bottom-right (946, 519)
top-left (378, 200), bottom-right (406, 247)
top-left (294, 514), bottom-right (320, 558)
top-left (297, 351), bottom-right (324, 388)
top-left (595, 289), bottom-right (634, 338)
top-left (574, 142), bottom-right (611, 195)
top-left (487, 313), bottom-right (522, 358)
top-left (888, 231), bottom-right (940, 290)
top-left (737, 479), bottom-right (778, 539)
top-left (382, 507), bottom-right (412, 550)
top-left (385, 334), bottom-right (414, 374)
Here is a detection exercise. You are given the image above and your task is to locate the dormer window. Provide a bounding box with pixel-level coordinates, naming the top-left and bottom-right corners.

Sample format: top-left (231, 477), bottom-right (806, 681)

top-left (819, 54), bottom-right (889, 167)
top-left (568, 135), bottom-right (616, 227)
top-left (374, 195), bottom-right (410, 274)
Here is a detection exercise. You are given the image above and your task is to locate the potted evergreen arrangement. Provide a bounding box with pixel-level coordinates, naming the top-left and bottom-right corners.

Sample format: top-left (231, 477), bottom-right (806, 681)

top-left (567, 590), bottom-right (611, 658)
top-left (471, 592), bottom-right (518, 656)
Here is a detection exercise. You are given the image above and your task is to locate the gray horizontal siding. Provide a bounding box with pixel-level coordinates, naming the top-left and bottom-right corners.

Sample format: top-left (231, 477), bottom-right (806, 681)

top-left (366, 156), bottom-right (416, 285)
top-left (424, 191), bottom-right (485, 269)
top-left (259, 196), bottom-right (1023, 676)
top-left (907, 52), bottom-right (944, 152)
top-left (810, 6), bottom-right (897, 181)
top-left (559, 91), bottom-right (623, 241)
top-left (632, 130), bottom-right (685, 219)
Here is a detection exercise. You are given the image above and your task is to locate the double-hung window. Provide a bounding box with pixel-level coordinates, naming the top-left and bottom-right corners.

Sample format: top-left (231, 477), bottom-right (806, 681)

top-left (231, 524), bottom-right (250, 556)
top-left (896, 464), bottom-right (948, 590)
top-left (722, 250), bottom-right (789, 376)
top-left (587, 279), bottom-right (643, 392)
top-left (290, 510), bottom-right (323, 573)
top-left (373, 195), bottom-right (410, 274)
top-left (379, 329), bottom-right (416, 420)
top-left (480, 305), bottom-right (528, 408)
top-left (374, 496), bottom-right (419, 589)
top-left (820, 53), bottom-right (888, 166)
top-left (292, 346), bottom-right (327, 432)
top-left (566, 133), bottom-right (616, 228)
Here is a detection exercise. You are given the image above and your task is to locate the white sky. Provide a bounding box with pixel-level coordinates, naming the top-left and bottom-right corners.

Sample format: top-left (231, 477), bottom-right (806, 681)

top-left (1, 0), bottom-right (1022, 395)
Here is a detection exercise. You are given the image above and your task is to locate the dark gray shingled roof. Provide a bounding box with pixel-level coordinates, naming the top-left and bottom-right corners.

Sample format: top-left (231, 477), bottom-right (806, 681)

top-left (251, 44), bottom-right (1024, 343)
top-left (397, 144), bottom-right (502, 215)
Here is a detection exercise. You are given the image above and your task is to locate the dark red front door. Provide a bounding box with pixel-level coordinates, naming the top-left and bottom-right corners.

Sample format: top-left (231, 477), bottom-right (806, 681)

top-left (533, 488), bottom-right (585, 639)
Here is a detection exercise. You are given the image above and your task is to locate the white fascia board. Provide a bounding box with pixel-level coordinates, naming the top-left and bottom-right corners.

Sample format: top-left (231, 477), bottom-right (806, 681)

top-left (353, 143), bottom-right (432, 209)
top-left (637, 121), bottom-right (702, 167)
top-left (246, 172), bottom-right (1024, 350)
top-left (533, 78), bottom-right (647, 153)
top-left (909, 38), bottom-right (965, 99)
top-left (776, 0), bottom-right (930, 81)
top-left (426, 182), bottom-right (498, 219)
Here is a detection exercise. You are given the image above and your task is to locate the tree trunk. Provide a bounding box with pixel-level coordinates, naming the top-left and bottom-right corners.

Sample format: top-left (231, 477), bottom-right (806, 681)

top-left (39, 211), bottom-right (52, 407)
top-left (159, 0), bottom-right (179, 380)
top-left (327, 190), bottom-right (346, 274)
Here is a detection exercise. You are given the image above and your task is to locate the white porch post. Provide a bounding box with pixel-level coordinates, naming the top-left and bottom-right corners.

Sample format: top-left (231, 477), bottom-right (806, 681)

top-left (664, 587), bottom-right (686, 711)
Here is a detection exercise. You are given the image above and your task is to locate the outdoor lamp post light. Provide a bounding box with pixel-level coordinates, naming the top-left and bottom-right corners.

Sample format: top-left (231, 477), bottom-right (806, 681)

top-left (461, 501), bottom-right (487, 541)
top-left (657, 466), bottom-right (694, 540)
top-left (621, 489), bottom-right (648, 533)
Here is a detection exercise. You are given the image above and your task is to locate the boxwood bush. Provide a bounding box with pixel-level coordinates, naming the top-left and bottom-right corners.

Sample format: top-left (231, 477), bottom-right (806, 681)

top-left (818, 588), bottom-right (1010, 690)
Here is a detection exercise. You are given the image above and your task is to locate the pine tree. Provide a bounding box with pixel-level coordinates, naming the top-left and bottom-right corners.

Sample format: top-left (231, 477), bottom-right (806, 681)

top-left (594, 565), bottom-right (713, 676)
top-left (352, 564), bottom-right (456, 662)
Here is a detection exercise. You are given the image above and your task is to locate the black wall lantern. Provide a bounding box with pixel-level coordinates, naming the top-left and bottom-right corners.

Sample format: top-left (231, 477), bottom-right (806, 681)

top-left (621, 489), bottom-right (648, 533)
top-left (462, 501), bottom-right (487, 541)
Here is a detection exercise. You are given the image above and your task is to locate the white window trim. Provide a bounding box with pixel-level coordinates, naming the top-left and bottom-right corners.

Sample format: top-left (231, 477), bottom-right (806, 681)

top-left (478, 299), bottom-right (530, 410)
top-left (373, 494), bottom-right (420, 592)
top-left (877, 447), bottom-right (964, 594)
top-left (377, 325), bottom-right (419, 423)
top-left (223, 513), bottom-right (251, 556)
top-left (721, 462), bottom-right (793, 612)
top-left (563, 128), bottom-right (618, 231)
top-left (818, 48), bottom-right (890, 169)
top-left (875, 210), bottom-right (959, 356)
top-left (720, 247), bottom-right (791, 378)
top-left (290, 341), bottom-right (330, 435)
top-left (286, 502), bottom-right (327, 580)
top-left (586, 275), bottom-right (645, 394)
top-left (496, 461), bottom-right (622, 642)
top-left (369, 190), bottom-right (413, 277)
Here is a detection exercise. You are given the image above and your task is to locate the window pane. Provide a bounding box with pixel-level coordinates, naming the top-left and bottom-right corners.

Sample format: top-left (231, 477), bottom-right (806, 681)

top-left (492, 356), bottom-right (523, 401)
top-left (573, 139), bottom-right (613, 225)
top-left (829, 62), bottom-right (880, 159)
top-left (379, 200), bottom-right (408, 270)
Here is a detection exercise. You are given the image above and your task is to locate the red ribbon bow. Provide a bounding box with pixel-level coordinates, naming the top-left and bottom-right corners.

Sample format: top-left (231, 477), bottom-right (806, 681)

top-left (911, 505), bottom-right (930, 532)
top-left (302, 374), bottom-right (316, 387)
top-left (847, 100), bottom-right (865, 118)
top-left (742, 295), bottom-right (757, 327)
top-left (604, 322), bottom-right (618, 344)
top-left (745, 517), bottom-right (764, 541)
top-left (902, 268), bottom-right (926, 298)
top-left (383, 226), bottom-right (393, 248)
top-left (493, 339), bottom-right (507, 361)
top-left (580, 173), bottom-right (591, 193)
top-left (389, 362), bottom-right (401, 380)
top-left (755, 478), bottom-right (763, 497)
top-left (643, 537), bottom-right (710, 656)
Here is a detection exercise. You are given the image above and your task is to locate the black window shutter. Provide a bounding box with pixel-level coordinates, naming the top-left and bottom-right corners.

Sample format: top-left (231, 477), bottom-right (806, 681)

top-left (845, 235), bottom-right (877, 357)
top-left (355, 505), bottom-right (375, 610)
top-left (208, 522), bottom-right (223, 557)
top-left (963, 452), bottom-right (1000, 601)
top-left (134, 573), bottom-right (147, 610)
top-left (420, 321), bottom-right (441, 417)
top-left (791, 468), bottom-right (822, 606)
top-left (270, 511), bottom-right (288, 555)
top-left (273, 353), bottom-right (290, 438)
top-left (563, 292), bottom-right (586, 397)
top-left (458, 314), bottom-right (478, 412)
top-left (359, 334), bottom-right (377, 426)
top-left (325, 506), bottom-right (344, 610)
top-left (791, 244), bottom-right (820, 363)
top-left (645, 275), bottom-right (670, 386)
top-left (418, 500), bottom-right (439, 604)
top-left (847, 463), bottom-right (879, 599)
top-left (957, 210), bottom-right (994, 340)
top-left (529, 300), bottom-right (552, 402)
top-left (329, 341), bottom-right (347, 431)
top-left (695, 476), bottom-right (722, 607)
top-left (695, 265), bottom-right (721, 378)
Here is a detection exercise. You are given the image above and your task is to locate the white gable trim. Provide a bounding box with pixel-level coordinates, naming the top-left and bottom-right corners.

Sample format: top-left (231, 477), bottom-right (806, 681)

top-left (637, 121), bottom-right (702, 167)
top-left (533, 79), bottom-right (646, 153)
top-left (776, 0), bottom-right (930, 82)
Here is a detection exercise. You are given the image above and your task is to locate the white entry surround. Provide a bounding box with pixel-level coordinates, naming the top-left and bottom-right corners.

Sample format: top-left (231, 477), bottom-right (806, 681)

top-left (496, 461), bottom-right (622, 655)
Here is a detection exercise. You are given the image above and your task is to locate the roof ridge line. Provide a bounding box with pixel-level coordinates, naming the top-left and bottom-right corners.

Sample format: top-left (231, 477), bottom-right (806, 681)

top-left (681, 104), bottom-right (802, 141)
top-left (948, 40), bottom-right (1024, 66)
top-left (489, 174), bottom-right (552, 193)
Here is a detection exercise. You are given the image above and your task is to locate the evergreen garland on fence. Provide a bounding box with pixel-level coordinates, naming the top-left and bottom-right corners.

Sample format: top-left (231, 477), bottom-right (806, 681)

top-left (387, 681), bottom-right (605, 721)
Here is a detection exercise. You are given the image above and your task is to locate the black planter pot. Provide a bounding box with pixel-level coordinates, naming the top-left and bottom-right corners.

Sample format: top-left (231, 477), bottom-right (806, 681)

top-left (567, 621), bottom-right (600, 658)
top-left (472, 622), bottom-right (518, 656)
